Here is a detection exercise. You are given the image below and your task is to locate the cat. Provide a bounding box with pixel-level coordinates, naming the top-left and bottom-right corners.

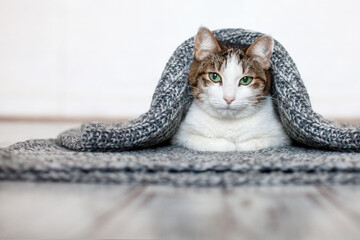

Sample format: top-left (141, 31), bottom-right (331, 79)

top-left (172, 27), bottom-right (290, 152)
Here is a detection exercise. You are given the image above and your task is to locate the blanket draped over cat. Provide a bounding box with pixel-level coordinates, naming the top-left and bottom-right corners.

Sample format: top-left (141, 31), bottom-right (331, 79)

top-left (58, 28), bottom-right (360, 152)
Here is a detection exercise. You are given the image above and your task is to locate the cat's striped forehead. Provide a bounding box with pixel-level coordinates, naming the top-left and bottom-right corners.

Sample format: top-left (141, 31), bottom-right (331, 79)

top-left (205, 48), bottom-right (245, 72)
top-left (221, 53), bottom-right (244, 82)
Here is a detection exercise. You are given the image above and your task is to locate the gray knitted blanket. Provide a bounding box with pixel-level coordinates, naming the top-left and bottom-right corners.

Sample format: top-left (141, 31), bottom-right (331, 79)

top-left (1, 28), bottom-right (360, 186)
top-left (58, 28), bottom-right (359, 152)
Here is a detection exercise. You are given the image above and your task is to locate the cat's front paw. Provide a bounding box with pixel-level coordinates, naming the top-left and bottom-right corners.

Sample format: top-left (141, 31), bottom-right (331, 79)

top-left (175, 134), bottom-right (237, 152)
top-left (235, 137), bottom-right (285, 151)
top-left (195, 138), bottom-right (237, 152)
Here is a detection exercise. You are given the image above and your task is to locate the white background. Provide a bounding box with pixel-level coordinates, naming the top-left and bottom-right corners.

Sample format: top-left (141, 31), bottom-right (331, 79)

top-left (1, 0), bottom-right (359, 119)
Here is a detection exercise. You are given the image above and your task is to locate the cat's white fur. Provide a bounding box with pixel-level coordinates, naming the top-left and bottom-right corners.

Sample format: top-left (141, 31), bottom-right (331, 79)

top-left (172, 49), bottom-right (290, 152)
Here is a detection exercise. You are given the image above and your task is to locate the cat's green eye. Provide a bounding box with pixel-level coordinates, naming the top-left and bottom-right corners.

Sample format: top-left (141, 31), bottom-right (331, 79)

top-left (239, 76), bottom-right (253, 85)
top-left (209, 73), bottom-right (222, 83)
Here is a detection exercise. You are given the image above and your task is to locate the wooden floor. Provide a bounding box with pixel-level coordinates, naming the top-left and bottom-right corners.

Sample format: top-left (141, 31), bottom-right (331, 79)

top-left (1, 121), bottom-right (360, 240)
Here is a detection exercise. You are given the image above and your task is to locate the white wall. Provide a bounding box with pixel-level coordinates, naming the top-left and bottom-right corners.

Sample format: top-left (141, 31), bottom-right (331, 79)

top-left (1, 0), bottom-right (359, 119)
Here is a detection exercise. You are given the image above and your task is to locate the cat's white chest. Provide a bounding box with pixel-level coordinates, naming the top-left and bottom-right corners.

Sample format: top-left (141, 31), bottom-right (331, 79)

top-left (172, 98), bottom-right (290, 152)
top-left (184, 105), bottom-right (245, 140)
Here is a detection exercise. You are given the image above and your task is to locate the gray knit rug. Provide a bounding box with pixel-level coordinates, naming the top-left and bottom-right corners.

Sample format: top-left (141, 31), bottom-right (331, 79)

top-left (1, 138), bottom-right (360, 185)
top-left (0, 28), bottom-right (359, 186)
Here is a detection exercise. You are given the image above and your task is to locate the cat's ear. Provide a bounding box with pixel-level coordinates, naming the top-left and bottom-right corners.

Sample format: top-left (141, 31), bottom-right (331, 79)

top-left (194, 27), bottom-right (221, 61)
top-left (246, 35), bottom-right (274, 69)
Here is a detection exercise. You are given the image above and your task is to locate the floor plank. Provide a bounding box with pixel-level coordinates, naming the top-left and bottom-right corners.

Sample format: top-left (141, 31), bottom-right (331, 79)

top-left (1, 183), bottom-right (360, 239)
top-left (317, 186), bottom-right (360, 226)
top-left (0, 181), bottom-right (137, 239)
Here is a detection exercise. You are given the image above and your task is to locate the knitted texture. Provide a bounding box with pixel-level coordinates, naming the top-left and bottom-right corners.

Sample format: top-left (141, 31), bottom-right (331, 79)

top-left (1, 139), bottom-right (360, 186)
top-left (57, 28), bottom-right (360, 151)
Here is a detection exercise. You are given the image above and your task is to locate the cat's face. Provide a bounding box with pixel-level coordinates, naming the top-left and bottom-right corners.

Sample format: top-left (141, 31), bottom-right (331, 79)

top-left (189, 27), bottom-right (274, 118)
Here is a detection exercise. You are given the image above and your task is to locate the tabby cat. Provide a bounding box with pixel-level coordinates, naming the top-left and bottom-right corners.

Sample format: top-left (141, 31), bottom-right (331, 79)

top-left (172, 27), bottom-right (290, 151)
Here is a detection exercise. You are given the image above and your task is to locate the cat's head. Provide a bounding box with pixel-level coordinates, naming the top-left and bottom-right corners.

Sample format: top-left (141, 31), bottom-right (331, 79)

top-left (189, 27), bottom-right (274, 118)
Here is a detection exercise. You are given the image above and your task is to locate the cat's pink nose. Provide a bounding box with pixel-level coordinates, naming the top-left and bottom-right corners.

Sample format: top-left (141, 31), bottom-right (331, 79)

top-left (224, 97), bottom-right (235, 105)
